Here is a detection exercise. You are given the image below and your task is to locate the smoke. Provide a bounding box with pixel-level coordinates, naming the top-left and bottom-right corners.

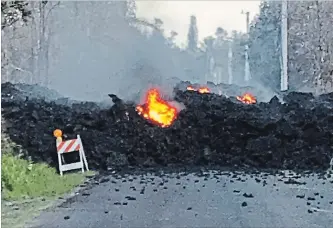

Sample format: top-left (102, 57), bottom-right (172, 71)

top-left (248, 79), bottom-right (281, 102)
top-left (45, 2), bottom-right (189, 103)
top-left (169, 100), bottom-right (186, 112)
top-left (44, 1), bottom-right (264, 104)
top-left (135, 0), bottom-right (279, 103)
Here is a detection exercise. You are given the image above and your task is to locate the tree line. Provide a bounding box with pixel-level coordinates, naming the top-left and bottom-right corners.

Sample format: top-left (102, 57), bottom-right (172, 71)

top-left (248, 1), bottom-right (333, 93)
top-left (1, 1), bottom-right (332, 101)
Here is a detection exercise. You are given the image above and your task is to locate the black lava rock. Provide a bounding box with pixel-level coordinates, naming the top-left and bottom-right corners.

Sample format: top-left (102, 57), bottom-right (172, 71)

top-left (1, 82), bottom-right (333, 172)
top-left (243, 193), bottom-right (254, 198)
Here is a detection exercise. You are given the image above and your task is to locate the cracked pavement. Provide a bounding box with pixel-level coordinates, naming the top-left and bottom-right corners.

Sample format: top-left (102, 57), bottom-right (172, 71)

top-left (27, 169), bottom-right (333, 228)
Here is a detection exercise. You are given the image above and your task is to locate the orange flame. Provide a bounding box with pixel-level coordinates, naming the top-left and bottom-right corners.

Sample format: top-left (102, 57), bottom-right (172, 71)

top-left (186, 86), bottom-right (196, 91)
top-left (186, 85), bottom-right (210, 94)
top-left (198, 87), bottom-right (210, 94)
top-left (236, 93), bottom-right (257, 104)
top-left (136, 88), bottom-right (178, 128)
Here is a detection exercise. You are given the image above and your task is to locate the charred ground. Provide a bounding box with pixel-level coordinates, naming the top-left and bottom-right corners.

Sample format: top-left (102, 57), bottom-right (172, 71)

top-left (1, 82), bottom-right (333, 172)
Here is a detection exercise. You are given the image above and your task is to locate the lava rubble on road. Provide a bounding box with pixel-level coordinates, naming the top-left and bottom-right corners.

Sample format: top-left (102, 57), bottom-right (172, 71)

top-left (1, 82), bottom-right (333, 172)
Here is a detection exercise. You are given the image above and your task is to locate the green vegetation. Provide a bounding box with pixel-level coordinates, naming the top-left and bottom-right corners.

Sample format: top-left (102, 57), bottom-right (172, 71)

top-left (1, 152), bottom-right (90, 200)
top-left (1, 134), bottom-right (94, 227)
top-left (1, 135), bottom-right (92, 200)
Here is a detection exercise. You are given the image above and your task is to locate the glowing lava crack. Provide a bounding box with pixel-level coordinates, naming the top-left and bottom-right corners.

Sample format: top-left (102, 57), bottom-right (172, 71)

top-left (136, 88), bottom-right (178, 128)
top-left (236, 93), bottom-right (257, 104)
top-left (186, 85), bottom-right (210, 94)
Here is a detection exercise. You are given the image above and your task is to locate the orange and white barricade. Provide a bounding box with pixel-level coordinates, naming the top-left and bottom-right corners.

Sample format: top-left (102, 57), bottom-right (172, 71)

top-left (53, 129), bottom-right (89, 176)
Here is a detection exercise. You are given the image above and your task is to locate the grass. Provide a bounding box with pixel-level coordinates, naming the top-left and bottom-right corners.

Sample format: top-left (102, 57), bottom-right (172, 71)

top-left (1, 152), bottom-right (91, 200)
top-left (1, 134), bottom-right (94, 227)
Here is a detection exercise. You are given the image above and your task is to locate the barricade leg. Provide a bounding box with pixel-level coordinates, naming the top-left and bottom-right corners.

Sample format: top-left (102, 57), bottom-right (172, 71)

top-left (79, 148), bottom-right (84, 173)
top-left (78, 135), bottom-right (89, 171)
top-left (57, 153), bottom-right (63, 176)
top-left (81, 148), bottom-right (89, 171)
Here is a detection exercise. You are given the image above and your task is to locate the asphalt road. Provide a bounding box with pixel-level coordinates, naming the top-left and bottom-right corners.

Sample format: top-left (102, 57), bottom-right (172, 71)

top-left (28, 169), bottom-right (333, 228)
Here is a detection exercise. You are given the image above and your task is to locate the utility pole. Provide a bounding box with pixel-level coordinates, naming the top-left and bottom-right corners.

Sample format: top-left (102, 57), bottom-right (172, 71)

top-left (281, 0), bottom-right (288, 91)
top-left (228, 39), bottom-right (233, 84)
top-left (245, 11), bottom-right (250, 34)
top-left (242, 10), bottom-right (251, 82)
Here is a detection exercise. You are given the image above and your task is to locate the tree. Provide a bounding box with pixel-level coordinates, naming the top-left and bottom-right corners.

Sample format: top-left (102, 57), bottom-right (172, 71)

top-left (203, 36), bottom-right (214, 50)
top-left (126, 0), bottom-right (136, 24)
top-left (212, 27), bottom-right (229, 84)
top-left (215, 27), bottom-right (227, 38)
top-left (202, 36), bottom-right (215, 82)
top-left (248, 1), bottom-right (333, 93)
top-left (32, 1), bottom-right (60, 86)
top-left (247, 1), bottom-right (281, 92)
top-left (2, 1), bottom-right (33, 83)
top-left (230, 30), bottom-right (247, 84)
top-left (150, 17), bottom-right (164, 42)
top-left (1, 1), bottom-right (207, 100)
top-left (167, 31), bottom-right (178, 48)
top-left (187, 15), bottom-right (198, 52)
top-left (287, 1), bottom-right (333, 93)
top-left (1, 1), bottom-right (60, 85)
top-left (1, 1), bottom-right (31, 30)
top-left (153, 18), bottom-right (163, 31)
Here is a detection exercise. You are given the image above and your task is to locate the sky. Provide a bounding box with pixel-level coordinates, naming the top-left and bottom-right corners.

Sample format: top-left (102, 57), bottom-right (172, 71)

top-left (136, 0), bottom-right (261, 46)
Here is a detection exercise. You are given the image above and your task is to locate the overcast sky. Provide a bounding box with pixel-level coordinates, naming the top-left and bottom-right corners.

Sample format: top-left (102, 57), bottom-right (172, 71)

top-left (136, 1), bottom-right (260, 46)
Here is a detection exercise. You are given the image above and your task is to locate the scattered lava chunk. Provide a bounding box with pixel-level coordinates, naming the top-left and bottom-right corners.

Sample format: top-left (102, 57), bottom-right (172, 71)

top-left (136, 88), bottom-right (178, 128)
top-left (236, 93), bottom-right (257, 104)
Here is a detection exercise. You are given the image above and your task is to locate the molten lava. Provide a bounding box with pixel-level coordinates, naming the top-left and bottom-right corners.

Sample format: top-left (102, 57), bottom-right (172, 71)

top-left (186, 85), bottom-right (210, 94)
top-left (136, 88), bottom-right (178, 128)
top-left (236, 93), bottom-right (257, 104)
top-left (198, 87), bottom-right (210, 94)
top-left (186, 86), bottom-right (196, 91)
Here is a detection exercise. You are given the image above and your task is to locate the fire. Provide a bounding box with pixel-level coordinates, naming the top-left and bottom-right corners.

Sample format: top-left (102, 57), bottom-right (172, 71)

top-left (186, 85), bottom-right (210, 94)
top-left (136, 88), bottom-right (178, 128)
top-left (186, 86), bottom-right (196, 91)
top-left (198, 87), bottom-right (210, 94)
top-left (236, 93), bottom-right (257, 104)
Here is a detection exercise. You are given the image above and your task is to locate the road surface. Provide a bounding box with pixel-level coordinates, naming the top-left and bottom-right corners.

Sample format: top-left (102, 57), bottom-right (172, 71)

top-left (28, 168), bottom-right (333, 228)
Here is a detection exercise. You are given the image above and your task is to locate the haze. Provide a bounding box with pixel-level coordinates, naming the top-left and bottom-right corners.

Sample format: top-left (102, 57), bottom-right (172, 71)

top-left (2, 1), bottom-right (261, 102)
top-left (136, 1), bottom-right (260, 45)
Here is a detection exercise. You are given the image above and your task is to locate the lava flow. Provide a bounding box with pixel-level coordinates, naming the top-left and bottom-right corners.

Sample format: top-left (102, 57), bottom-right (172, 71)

top-left (136, 88), bottom-right (178, 128)
top-left (186, 86), bottom-right (210, 94)
top-left (236, 93), bottom-right (257, 104)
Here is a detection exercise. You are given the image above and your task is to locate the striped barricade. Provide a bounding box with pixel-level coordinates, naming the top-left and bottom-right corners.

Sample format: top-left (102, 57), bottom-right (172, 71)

top-left (54, 129), bottom-right (89, 176)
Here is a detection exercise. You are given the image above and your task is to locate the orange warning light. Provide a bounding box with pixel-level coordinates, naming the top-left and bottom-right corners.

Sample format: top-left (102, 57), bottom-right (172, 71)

top-left (53, 129), bottom-right (63, 138)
